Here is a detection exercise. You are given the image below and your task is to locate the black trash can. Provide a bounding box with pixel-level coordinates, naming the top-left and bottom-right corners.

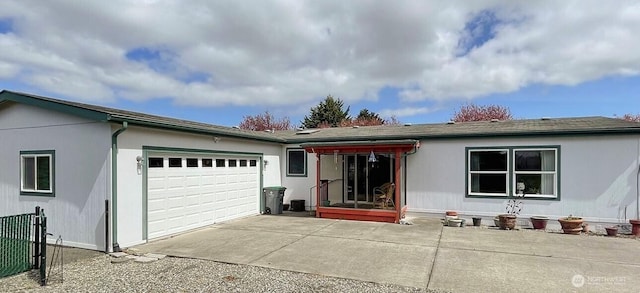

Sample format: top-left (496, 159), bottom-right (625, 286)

top-left (263, 186), bottom-right (286, 214)
top-left (290, 199), bottom-right (305, 212)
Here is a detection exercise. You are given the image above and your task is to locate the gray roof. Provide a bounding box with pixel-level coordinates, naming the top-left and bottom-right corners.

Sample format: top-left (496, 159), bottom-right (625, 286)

top-left (278, 117), bottom-right (640, 143)
top-left (3, 90), bottom-right (640, 144)
top-left (0, 90), bottom-right (285, 143)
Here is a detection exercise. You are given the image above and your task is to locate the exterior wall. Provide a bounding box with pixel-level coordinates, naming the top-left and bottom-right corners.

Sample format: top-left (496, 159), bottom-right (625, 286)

top-left (279, 145), bottom-right (317, 209)
top-left (115, 126), bottom-right (282, 248)
top-left (407, 135), bottom-right (640, 223)
top-left (0, 103), bottom-right (111, 250)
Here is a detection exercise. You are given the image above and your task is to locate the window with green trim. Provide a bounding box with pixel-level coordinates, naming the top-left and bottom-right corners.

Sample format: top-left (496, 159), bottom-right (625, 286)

top-left (468, 149), bottom-right (509, 196)
top-left (513, 149), bottom-right (558, 198)
top-left (20, 150), bottom-right (55, 196)
top-left (467, 146), bottom-right (559, 199)
top-left (287, 149), bottom-right (307, 177)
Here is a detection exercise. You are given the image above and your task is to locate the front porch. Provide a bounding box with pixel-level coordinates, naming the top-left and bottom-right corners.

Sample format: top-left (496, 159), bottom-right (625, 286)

top-left (302, 140), bottom-right (419, 223)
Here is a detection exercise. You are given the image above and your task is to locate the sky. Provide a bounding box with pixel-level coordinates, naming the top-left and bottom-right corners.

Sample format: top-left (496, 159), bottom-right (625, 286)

top-left (1, 1), bottom-right (639, 127)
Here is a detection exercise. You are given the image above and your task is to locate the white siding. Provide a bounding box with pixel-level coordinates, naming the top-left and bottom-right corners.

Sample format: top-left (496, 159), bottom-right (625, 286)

top-left (280, 145), bottom-right (318, 210)
top-left (407, 135), bottom-right (640, 223)
top-left (0, 103), bottom-right (111, 250)
top-left (114, 126), bottom-right (282, 248)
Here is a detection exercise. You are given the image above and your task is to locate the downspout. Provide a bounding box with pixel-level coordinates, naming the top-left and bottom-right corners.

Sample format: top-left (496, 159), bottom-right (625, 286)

top-left (398, 141), bottom-right (420, 222)
top-left (111, 121), bottom-right (128, 252)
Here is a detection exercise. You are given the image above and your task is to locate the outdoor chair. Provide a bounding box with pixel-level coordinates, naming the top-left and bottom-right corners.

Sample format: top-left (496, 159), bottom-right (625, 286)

top-left (373, 183), bottom-right (395, 209)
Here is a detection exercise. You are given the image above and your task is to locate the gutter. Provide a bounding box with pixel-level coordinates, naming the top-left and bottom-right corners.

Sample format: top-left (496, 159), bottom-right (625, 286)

top-left (111, 121), bottom-right (128, 252)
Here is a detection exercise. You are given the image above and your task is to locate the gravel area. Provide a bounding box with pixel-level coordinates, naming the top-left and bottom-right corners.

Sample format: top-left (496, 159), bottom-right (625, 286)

top-left (0, 255), bottom-right (448, 293)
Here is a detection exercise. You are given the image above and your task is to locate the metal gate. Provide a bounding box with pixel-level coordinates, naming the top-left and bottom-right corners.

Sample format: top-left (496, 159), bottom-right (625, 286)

top-left (0, 206), bottom-right (47, 285)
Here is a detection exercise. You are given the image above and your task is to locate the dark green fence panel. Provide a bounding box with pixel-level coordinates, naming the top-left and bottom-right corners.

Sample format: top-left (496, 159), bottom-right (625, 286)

top-left (0, 213), bottom-right (33, 278)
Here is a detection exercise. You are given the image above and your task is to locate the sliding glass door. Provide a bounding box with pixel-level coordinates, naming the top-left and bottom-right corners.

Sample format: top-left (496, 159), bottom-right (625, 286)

top-left (345, 154), bottom-right (395, 203)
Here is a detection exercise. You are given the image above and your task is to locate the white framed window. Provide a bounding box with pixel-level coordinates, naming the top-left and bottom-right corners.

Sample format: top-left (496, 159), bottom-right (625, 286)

top-left (287, 148), bottom-right (307, 177)
top-left (20, 150), bottom-right (55, 196)
top-left (466, 146), bottom-right (560, 199)
top-left (467, 149), bottom-right (509, 196)
top-left (514, 149), bottom-right (557, 198)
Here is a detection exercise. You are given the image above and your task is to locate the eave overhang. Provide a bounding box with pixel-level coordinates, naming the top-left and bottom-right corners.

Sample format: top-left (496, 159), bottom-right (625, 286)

top-left (301, 139), bottom-right (419, 154)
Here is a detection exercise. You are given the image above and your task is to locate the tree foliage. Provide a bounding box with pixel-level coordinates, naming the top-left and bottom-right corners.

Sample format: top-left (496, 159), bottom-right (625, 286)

top-left (301, 95), bottom-right (350, 128)
top-left (340, 109), bottom-right (385, 127)
top-left (617, 113), bottom-right (640, 122)
top-left (238, 111), bottom-right (292, 131)
top-left (451, 103), bottom-right (513, 122)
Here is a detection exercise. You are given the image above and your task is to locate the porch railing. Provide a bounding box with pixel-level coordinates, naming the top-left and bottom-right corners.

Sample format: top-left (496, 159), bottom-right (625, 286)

top-left (0, 207), bottom-right (47, 285)
top-left (309, 179), bottom-right (343, 211)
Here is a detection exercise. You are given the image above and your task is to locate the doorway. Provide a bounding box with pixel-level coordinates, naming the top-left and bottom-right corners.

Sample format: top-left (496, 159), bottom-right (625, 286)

top-left (345, 154), bottom-right (395, 203)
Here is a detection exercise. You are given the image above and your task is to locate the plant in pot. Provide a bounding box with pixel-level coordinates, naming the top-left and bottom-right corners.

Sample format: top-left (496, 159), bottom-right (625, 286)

top-left (558, 215), bottom-right (584, 235)
top-left (629, 219), bottom-right (640, 237)
top-left (530, 216), bottom-right (549, 230)
top-left (498, 184), bottom-right (525, 230)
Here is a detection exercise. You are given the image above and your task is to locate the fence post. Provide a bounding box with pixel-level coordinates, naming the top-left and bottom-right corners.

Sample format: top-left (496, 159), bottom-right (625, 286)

top-left (39, 211), bottom-right (47, 286)
top-left (34, 206), bottom-right (40, 269)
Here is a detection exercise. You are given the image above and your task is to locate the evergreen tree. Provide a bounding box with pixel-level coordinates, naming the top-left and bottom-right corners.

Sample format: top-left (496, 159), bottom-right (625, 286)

top-left (301, 95), bottom-right (350, 128)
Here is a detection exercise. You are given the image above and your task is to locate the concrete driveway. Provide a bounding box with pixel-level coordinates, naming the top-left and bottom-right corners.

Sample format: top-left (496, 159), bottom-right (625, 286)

top-left (135, 214), bottom-right (640, 292)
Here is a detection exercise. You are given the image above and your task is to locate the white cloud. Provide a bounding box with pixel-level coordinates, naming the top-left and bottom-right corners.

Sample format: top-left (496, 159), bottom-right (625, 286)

top-left (0, 0), bottom-right (638, 110)
top-left (379, 107), bottom-right (436, 118)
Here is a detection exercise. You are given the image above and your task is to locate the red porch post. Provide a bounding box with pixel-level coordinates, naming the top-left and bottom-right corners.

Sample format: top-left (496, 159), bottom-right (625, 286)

top-left (394, 149), bottom-right (401, 223)
top-left (316, 153), bottom-right (321, 217)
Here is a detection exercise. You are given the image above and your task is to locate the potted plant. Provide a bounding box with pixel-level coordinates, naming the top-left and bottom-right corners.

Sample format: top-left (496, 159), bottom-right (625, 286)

top-left (448, 218), bottom-right (463, 227)
top-left (498, 186), bottom-right (524, 230)
top-left (530, 216), bottom-right (549, 230)
top-left (472, 217), bottom-right (482, 226)
top-left (558, 215), bottom-right (584, 235)
top-left (629, 219), bottom-right (640, 237)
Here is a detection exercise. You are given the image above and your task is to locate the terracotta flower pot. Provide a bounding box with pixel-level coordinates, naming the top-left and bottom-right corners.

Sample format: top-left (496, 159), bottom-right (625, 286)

top-left (558, 217), bottom-right (583, 235)
top-left (498, 214), bottom-right (517, 230)
top-left (629, 219), bottom-right (640, 237)
top-left (605, 226), bottom-right (618, 237)
top-left (445, 211), bottom-right (458, 216)
top-left (530, 216), bottom-right (549, 230)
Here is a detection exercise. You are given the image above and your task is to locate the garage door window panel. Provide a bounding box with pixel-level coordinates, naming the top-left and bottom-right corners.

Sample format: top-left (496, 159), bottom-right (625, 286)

top-left (187, 158), bottom-right (198, 167)
top-left (148, 157), bottom-right (164, 168)
top-left (169, 158), bottom-right (182, 167)
top-left (202, 158), bottom-right (213, 167)
top-left (216, 159), bottom-right (225, 167)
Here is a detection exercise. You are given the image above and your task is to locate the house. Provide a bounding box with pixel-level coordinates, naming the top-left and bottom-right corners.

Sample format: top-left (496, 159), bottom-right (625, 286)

top-left (1, 90), bottom-right (639, 252)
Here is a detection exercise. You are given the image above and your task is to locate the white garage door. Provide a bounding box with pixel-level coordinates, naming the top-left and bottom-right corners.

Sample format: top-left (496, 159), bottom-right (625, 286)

top-left (146, 153), bottom-right (260, 239)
